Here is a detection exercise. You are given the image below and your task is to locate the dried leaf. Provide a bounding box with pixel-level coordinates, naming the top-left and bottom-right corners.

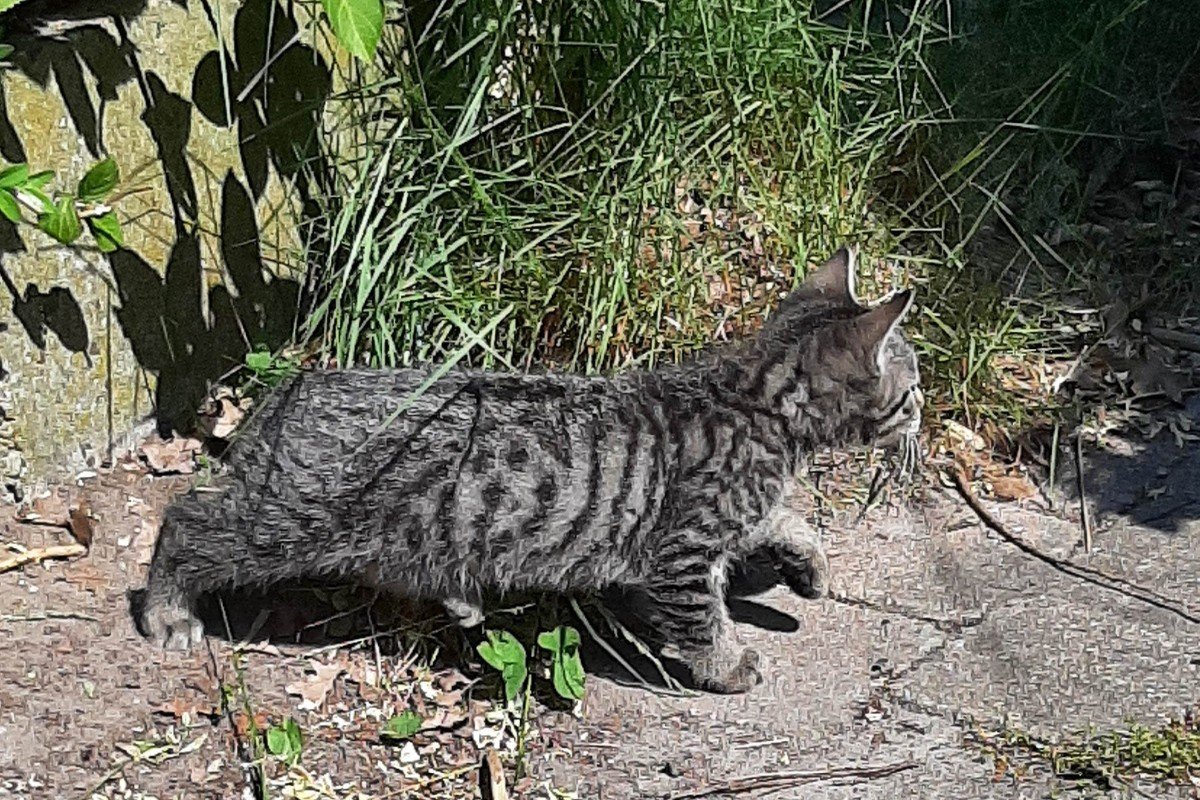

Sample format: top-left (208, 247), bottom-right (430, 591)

top-left (68, 502), bottom-right (94, 548)
top-left (286, 660), bottom-right (345, 711)
top-left (988, 474), bottom-right (1037, 502)
top-left (481, 748), bottom-right (508, 800)
top-left (155, 697), bottom-right (221, 721)
top-left (138, 436), bottom-right (203, 475)
top-left (233, 711), bottom-right (270, 737)
top-left (197, 395), bottom-right (245, 440)
top-left (15, 494), bottom-right (70, 527)
top-left (421, 707), bottom-right (470, 733)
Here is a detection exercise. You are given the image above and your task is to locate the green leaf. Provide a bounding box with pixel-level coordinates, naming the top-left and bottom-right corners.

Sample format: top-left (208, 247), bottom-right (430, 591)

top-left (320, 0), bottom-right (383, 62)
top-left (245, 349), bottom-right (273, 373)
top-left (477, 630), bottom-right (528, 702)
top-left (0, 163), bottom-right (26, 189)
top-left (23, 186), bottom-right (51, 214)
top-left (265, 726), bottom-right (289, 756)
top-left (382, 710), bottom-right (423, 741)
top-left (266, 718), bottom-right (303, 763)
top-left (87, 210), bottom-right (123, 252)
top-left (501, 660), bottom-right (527, 702)
top-left (538, 626), bottom-right (585, 701)
top-left (550, 649), bottom-right (586, 700)
top-left (26, 170), bottom-right (53, 190)
top-left (38, 197), bottom-right (82, 244)
top-left (478, 630), bottom-right (525, 671)
top-left (0, 189), bottom-right (19, 222)
top-left (0, 1), bottom-right (28, 15)
top-left (0, 44), bottom-right (14, 61)
top-left (77, 157), bottom-right (119, 202)
top-left (536, 626), bottom-right (581, 655)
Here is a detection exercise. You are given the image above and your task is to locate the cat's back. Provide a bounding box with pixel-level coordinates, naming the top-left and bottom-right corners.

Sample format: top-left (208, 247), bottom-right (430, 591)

top-left (222, 366), bottom-right (627, 496)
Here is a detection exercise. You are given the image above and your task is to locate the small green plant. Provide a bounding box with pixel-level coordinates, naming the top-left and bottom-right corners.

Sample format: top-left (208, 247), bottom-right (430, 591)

top-left (381, 710), bottom-right (424, 742)
top-left (537, 625), bottom-right (586, 702)
top-left (243, 346), bottom-right (301, 389)
top-left (265, 717), bottom-right (304, 766)
top-left (0, 158), bottom-right (124, 251)
top-left (478, 625), bottom-right (587, 703)
top-left (477, 630), bottom-right (528, 703)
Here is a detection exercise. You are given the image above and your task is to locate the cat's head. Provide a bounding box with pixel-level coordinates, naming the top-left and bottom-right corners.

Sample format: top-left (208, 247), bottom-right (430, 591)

top-left (748, 247), bottom-right (922, 464)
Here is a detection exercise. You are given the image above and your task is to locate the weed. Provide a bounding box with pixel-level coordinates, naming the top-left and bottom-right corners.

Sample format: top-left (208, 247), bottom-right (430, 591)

top-left (242, 347), bottom-right (301, 391)
top-left (265, 717), bottom-right (304, 767)
top-left (303, 0), bottom-right (937, 379)
top-left (0, 157), bottom-right (126, 250)
top-left (478, 630), bottom-right (530, 703)
top-left (381, 710), bottom-right (423, 742)
top-left (537, 626), bottom-right (587, 702)
top-left (975, 714), bottom-right (1200, 789)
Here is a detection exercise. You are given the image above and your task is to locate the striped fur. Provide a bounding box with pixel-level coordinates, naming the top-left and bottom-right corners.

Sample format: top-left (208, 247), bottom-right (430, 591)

top-left (136, 247), bottom-right (921, 693)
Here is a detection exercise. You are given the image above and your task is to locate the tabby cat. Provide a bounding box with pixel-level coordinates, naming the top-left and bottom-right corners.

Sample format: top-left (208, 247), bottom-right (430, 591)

top-left (135, 247), bottom-right (922, 693)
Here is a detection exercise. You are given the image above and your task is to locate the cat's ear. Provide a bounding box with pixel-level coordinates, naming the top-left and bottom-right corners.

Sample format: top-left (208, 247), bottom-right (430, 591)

top-left (851, 289), bottom-right (915, 369)
top-left (791, 246), bottom-right (860, 306)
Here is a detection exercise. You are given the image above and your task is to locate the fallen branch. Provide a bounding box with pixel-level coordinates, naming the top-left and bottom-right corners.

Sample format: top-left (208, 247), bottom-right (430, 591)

top-left (949, 469), bottom-right (1199, 625)
top-left (670, 760), bottom-right (918, 799)
top-left (0, 543), bottom-right (87, 574)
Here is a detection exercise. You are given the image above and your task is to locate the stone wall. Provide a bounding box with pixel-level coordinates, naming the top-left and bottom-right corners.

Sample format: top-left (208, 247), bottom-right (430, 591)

top-left (0, 0), bottom-right (333, 498)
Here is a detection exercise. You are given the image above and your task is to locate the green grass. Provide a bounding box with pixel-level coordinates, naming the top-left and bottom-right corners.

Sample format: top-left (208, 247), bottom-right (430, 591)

top-left (300, 0), bottom-right (1200, 441)
top-left (303, 0), bottom-right (939, 374)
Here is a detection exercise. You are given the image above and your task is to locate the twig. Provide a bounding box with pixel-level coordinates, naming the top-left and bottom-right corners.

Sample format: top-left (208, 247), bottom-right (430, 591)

top-left (950, 469), bottom-right (1200, 625)
top-left (669, 760), bottom-right (918, 799)
top-left (0, 610), bottom-right (98, 623)
top-left (586, 601), bottom-right (692, 696)
top-left (828, 591), bottom-right (983, 634)
top-left (481, 748), bottom-right (508, 800)
top-left (1075, 433), bottom-right (1092, 552)
top-left (1046, 421), bottom-right (1061, 509)
top-left (569, 598), bottom-right (652, 690)
top-left (375, 763), bottom-right (478, 798)
top-left (0, 543), bottom-right (86, 573)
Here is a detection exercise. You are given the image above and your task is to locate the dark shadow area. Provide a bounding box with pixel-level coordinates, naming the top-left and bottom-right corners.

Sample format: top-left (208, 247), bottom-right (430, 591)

top-left (129, 568), bottom-right (803, 697)
top-left (107, 172), bottom-right (301, 434)
top-left (867, 0), bottom-right (1200, 535)
top-left (0, 0), bottom-right (326, 440)
top-left (190, 0), bottom-right (331, 201)
top-left (1049, 396), bottom-right (1200, 534)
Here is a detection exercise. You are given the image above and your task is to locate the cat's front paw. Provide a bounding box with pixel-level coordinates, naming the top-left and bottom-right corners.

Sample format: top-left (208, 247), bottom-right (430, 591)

top-left (139, 592), bottom-right (204, 651)
top-left (778, 545), bottom-right (829, 600)
top-left (695, 647), bottom-right (763, 694)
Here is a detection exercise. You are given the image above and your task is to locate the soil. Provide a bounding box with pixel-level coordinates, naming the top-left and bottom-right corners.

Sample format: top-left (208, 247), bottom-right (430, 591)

top-left (2, 408), bottom-right (1200, 799)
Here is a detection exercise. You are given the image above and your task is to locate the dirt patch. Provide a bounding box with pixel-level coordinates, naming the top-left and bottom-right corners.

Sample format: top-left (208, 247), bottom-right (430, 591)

top-left (0, 469), bottom-right (518, 799)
